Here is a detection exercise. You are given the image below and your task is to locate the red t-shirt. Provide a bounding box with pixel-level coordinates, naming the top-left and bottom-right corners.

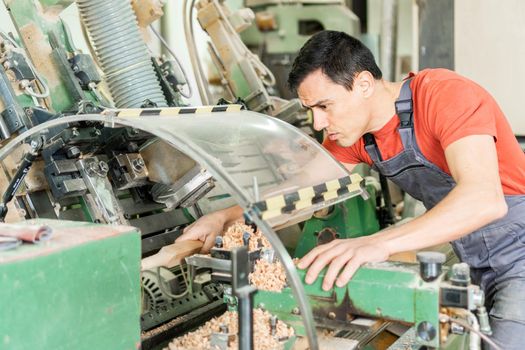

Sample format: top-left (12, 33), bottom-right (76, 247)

top-left (323, 68), bottom-right (525, 195)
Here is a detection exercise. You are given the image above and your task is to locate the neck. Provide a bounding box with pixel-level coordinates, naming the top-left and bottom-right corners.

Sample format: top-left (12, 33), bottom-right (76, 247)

top-left (368, 80), bottom-right (404, 133)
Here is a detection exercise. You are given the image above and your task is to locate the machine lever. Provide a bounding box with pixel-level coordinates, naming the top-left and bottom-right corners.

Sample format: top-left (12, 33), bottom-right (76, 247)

top-left (0, 140), bottom-right (41, 221)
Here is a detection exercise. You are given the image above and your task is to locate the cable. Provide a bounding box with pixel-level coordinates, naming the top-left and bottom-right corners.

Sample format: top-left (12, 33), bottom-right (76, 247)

top-left (149, 25), bottom-right (193, 99)
top-left (450, 316), bottom-right (503, 350)
top-left (0, 32), bottom-right (50, 100)
top-left (156, 265), bottom-right (190, 299)
top-left (184, 0), bottom-right (211, 104)
top-left (24, 84), bottom-right (49, 99)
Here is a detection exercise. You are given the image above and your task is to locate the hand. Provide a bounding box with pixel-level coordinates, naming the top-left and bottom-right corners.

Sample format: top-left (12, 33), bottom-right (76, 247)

top-left (297, 237), bottom-right (390, 291)
top-left (175, 212), bottom-right (226, 253)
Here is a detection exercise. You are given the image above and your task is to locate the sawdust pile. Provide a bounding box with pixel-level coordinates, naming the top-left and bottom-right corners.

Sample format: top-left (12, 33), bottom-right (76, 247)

top-left (249, 259), bottom-right (287, 292)
top-left (222, 222), bottom-right (271, 251)
top-left (165, 309), bottom-right (294, 350)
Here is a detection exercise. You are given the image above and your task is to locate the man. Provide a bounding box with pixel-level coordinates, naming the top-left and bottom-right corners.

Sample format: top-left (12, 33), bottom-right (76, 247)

top-left (178, 31), bottom-right (525, 348)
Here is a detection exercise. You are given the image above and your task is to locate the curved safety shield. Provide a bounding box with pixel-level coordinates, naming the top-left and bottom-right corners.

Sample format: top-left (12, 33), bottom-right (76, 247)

top-left (0, 108), bottom-right (368, 350)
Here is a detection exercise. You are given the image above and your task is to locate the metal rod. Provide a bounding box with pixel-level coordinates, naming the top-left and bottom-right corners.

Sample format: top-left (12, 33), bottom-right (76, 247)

top-left (232, 246), bottom-right (255, 350)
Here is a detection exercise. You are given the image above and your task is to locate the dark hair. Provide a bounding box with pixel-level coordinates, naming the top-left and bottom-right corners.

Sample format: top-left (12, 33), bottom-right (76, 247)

top-left (288, 31), bottom-right (382, 92)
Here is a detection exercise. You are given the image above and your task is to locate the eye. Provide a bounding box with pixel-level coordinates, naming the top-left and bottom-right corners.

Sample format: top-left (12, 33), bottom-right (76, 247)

top-left (318, 105), bottom-right (327, 110)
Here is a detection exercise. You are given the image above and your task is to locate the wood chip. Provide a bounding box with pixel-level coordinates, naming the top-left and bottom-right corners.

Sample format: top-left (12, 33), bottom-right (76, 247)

top-left (222, 222), bottom-right (271, 251)
top-left (249, 259), bottom-right (287, 292)
top-left (166, 309), bottom-right (294, 350)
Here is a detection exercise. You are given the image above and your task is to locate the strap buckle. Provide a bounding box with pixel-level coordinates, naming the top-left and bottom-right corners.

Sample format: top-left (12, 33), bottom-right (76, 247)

top-left (395, 98), bottom-right (413, 115)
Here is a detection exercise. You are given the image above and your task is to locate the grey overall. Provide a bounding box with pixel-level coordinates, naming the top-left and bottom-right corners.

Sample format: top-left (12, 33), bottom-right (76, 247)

top-left (363, 79), bottom-right (525, 349)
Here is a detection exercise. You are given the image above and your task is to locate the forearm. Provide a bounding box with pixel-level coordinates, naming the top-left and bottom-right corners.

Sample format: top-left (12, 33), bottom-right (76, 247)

top-left (374, 184), bottom-right (508, 255)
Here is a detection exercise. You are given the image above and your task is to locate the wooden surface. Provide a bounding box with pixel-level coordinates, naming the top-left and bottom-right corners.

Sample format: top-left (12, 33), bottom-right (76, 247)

top-left (141, 240), bottom-right (203, 271)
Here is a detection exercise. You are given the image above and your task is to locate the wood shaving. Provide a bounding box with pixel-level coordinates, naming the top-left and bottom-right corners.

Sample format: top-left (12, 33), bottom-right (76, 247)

top-left (249, 259), bottom-right (287, 292)
top-left (166, 309), bottom-right (294, 350)
top-left (222, 222), bottom-right (271, 251)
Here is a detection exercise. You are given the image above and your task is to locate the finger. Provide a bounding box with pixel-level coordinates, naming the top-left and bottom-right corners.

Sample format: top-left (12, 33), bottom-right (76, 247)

top-left (298, 239), bottom-right (339, 269)
top-left (335, 257), bottom-right (361, 288)
top-left (202, 232), bottom-right (218, 253)
top-left (322, 253), bottom-right (353, 291)
top-left (176, 223), bottom-right (196, 242)
top-left (304, 246), bottom-right (343, 284)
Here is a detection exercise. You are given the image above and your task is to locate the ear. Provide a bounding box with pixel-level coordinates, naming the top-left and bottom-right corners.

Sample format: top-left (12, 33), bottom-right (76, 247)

top-left (355, 71), bottom-right (375, 98)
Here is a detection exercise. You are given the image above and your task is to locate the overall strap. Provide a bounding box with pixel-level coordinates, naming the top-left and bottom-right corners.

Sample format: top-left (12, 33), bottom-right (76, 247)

top-left (395, 78), bottom-right (414, 149)
top-left (363, 133), bottom-right (383, 163)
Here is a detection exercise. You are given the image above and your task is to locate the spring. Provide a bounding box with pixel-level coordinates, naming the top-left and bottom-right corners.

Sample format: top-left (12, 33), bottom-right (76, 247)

top-left (77, 0), bottom-right (167, 107)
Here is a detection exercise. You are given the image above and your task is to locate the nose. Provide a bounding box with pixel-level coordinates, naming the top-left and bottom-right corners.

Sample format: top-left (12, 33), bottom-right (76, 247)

top-left (312, 109), bottom-right (329, 131)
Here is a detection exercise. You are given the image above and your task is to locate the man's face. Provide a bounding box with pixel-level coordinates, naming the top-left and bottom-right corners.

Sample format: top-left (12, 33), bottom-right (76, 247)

top-left (297, 69), bottom-right (371, 147)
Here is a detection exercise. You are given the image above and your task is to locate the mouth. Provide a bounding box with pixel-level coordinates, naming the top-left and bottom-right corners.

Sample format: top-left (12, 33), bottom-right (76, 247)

top-left (327, 132), bottom-right (339, 141)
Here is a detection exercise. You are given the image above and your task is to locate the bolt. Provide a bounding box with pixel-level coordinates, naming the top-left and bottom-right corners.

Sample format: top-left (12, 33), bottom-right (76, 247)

top-left (270, 316), bottom-right (277, 336)
top-left (98, 161), bottom-right (109, 175)
top-left (30, 139), bottom-right (39, 149)
top-left (87, 161), bottom-right (99, 176)
top-left (91, 128), bottom-right (101, 137)
top-left (66, 146), bottom-right (81, 159)
top-left (450, 322), bottom-right (465, 335)
top-left (417, 321), bottom-right (436, 342)
top-left (291, 307), bottom-right (300, 315)
top-left (327, 312), bottom-right (336, 320)
top-left (132, 157), bottom-right (145, 172)
top-left (72, 65), bottom-right (79, 72)
top-left (242, 231), bottom-right (250, 246)
top-left (215, 236), bottom-right (223, 248)
top-left (71, 128), bottom-right (79, 137)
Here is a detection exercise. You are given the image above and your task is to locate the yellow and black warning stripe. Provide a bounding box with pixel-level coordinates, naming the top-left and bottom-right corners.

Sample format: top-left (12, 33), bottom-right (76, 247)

top-left (104, 104), bottom-right (244, 118)
top-left (252, 173), bottom-right (365, 220)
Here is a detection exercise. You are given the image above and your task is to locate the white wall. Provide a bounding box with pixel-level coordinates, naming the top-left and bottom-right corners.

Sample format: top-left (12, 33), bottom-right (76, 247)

top-left (163, 0), bottom-right (208, 106)
top-left (455, 0), bottom-right (525, 135)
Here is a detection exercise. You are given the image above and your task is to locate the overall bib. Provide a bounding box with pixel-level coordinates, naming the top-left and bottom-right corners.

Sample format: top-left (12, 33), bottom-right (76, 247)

top-left (363, 79), bottom-right (525, 349)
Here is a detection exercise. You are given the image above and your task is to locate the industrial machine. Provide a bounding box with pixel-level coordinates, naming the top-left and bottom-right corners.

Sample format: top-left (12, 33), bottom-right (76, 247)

top-left (186, 0), bottom-right (312, 134)
top-left (0, 1), bottom-right (497, 349)
top-left (238, 0), bottom-right (360, 99)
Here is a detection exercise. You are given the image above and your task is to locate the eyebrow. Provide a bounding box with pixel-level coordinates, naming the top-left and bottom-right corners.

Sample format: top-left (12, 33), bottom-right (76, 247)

top-left (301, 99), bottom-right (331, 109)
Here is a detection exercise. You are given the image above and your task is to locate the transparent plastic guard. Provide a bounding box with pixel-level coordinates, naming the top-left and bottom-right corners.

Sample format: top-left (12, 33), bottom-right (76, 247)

top-left (0, 109), bottom-right (367, 350)
top-left (125, 110), bottom-right (367, 226)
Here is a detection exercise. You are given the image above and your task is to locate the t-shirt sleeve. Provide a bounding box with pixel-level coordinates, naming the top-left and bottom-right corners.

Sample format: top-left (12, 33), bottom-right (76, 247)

top-left (322, 137), bottom-right (361, 164)
top-left (427, 79), bottom-right (497, 149)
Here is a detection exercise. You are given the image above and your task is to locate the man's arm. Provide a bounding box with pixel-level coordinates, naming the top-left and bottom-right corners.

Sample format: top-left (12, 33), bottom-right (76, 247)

top-left (176, 205), bottom-right (243, 252)
top-left (298, 134), bottom-right (508, 290)
top-left (178, 150), bottom-right (356, 250)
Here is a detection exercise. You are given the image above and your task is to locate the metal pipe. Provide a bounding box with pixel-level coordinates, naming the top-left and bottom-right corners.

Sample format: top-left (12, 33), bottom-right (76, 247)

top-left (76, 0), bottom-right (167, 108)
top-left (380, 0), bottom-right (398, 81)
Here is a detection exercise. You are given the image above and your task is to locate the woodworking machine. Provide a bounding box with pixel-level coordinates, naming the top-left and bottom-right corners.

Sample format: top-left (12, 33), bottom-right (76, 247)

top-left (0, 1), bottom-right (489, 349)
